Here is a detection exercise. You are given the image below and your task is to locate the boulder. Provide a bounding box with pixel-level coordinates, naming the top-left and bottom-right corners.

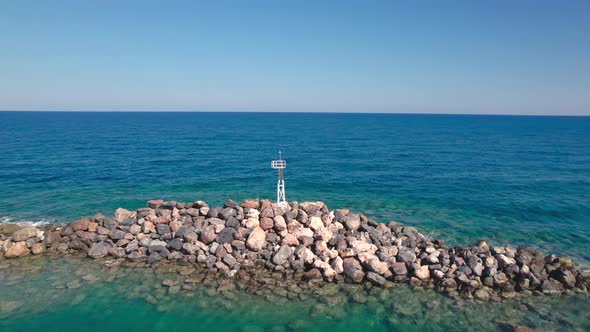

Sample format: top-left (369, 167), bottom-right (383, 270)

top-left (31, 243), bottom-right (45, 255)
top-left (129, 224), bottom-right (141, 235)
top-left (0, 223), bottom-right (21, 237)
top-left (497, 254), bottom-right (516, 268)
top-left (397, 247), bottom-right (416, 263)
top-left (216, 227), bottom-right (237, 244)
top-left (282, 234), bottom-right (299, 246)
top-left (293, 227), bottom-right (314, 240)
top-left (4, 241), bottom-right (29, 258)
top-left (331, 256), bottom-right (344, 274)
top-left (169, 220), bottom-right (182, 233)
top-left (71, 219), bottom-right (90, 232)
top-left (309, 216), bottom-right (324, 230)
top-left (412, 264), bottom-right (430, 280)
top-left (110, 229), bottom-right (126, 240)
top-left (114, 208), bottom-right (133, 223)
top-left (88, 222), bottom-right (98, 232)
top-left (552, 267), bottom-right (576, 288)
top-left (304, 268), bottom-right (323, 280)
top-left (148, 240), bottom-right (168, 253)
top-left (120, 218), bottom-right (136, 227)
top-left (539, 279), bottom-right (564, 294)
top-left (156, 224), bottom-right (171, 235)
top-left (12, 227), bottom-right (39, 242)
top-left (244, 218), bottom-right (260, 229)
top-left (246, 227), bottom-right (267, 251)
top-left (240, 199), bottom-right (260, 209)
top-left (366, 272), bottom-right (386, 286)
top-left (88, 242), bottom-right (112, 259)
top-left (344, 214), bottom-right (360, 231)
top-left (272, 245), bottom-right (292, 265)
top-left (391, 262), bottom-right (408, 276)
top-left (343, 257), bottom-right (365, 283)
top-left (147, 252), bottom-right (162, 264)
top-left (167, 238), bottom-right (183, 251)
top-left (424, 253), bottom-right (439, 265)
top-left (273, 215), bottom-right (286, 231)
top-left (366, 258), bottom-right (389, 275)
top-left (127, 251), bottom-right (146, 262)
top-left (260, 217), bottom-right (274, 230)
top-left (147, 199), bottom-right (164, 209)
top-left (200, 226), bottom-right (216, 244)
top-left (350, 240), bottom-right (377, 254)
top-left (220, 207), bottom-right (236, 220)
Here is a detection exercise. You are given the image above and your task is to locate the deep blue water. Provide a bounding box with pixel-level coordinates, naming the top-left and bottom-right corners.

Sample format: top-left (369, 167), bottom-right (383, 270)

top-left (1, 111), bottom-right (589, 264)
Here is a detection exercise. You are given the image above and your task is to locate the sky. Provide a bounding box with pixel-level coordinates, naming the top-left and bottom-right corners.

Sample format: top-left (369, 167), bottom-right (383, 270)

top-left (0, 0), bottom-right (589, 115)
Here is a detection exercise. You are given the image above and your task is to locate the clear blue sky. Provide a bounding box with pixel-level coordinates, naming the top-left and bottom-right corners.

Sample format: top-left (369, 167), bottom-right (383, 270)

top-left (1, 0), bottom-right (589, 115)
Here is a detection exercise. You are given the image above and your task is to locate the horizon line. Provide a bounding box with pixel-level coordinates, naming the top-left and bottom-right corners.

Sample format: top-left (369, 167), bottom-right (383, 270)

top-left (1, 109), bottom-right (589, 117)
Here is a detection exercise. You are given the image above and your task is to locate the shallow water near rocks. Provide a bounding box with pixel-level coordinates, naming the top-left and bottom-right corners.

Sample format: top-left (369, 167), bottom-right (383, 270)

top-left (1, 256), bottom-right (588, 332)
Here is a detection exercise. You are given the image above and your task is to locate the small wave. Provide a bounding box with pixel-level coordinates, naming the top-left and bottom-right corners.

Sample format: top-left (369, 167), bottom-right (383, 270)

top-left (0, 216), bottom-right (53, 227)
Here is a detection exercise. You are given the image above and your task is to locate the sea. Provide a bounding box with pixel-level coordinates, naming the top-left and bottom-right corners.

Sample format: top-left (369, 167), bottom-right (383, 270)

top-left (1, 111), bottom-right (589, 331)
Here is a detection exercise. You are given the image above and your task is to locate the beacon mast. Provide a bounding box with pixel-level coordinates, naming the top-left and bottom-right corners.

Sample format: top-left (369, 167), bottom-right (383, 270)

top-left (271, 150), bottom-right (287, 206)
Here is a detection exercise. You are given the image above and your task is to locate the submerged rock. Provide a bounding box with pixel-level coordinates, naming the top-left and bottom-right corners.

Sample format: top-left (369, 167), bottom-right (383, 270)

top-left (88, 242), bottom-right (112, 259)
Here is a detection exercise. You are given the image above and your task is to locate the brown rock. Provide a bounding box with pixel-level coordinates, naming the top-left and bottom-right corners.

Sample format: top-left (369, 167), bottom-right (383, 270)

top-left (88, 222), bottom-right (98, 233)
top-left (259, 217), bottom-right (274, 230)
top-left (344, 214), bottom-right (360, 231)
top-left (129, 224), bottom-right (141, 235)
top-left (240, 199), bottom-right (260, 209)
top-left (343, 257), bottom-right (365, 283)
top-left (71, 218), bottom-right (90, 231)
top-left (114, 208), bottom-right (133, 222)
top-left (170, 220), bottom-right (182, 233)
top-left (200, 226), bottom-right (216, 244)
top-left (273, 215), bottom-right (286, 231)
top-left (309, 216), bottom-right (324, 230)
top-left (293, 227), bottom-right (314, 240)
top-left (282, 234), bottom-right (299, 246)
top-left (142, 221), bottom-right (155, 233)
top-left (97, 226), bottom-right (111, 235)
top-left (473, 240), bottom-right (489, 252)
top-left (147, 199), bottom-right (164, 209)
top-left (413, 265), bottom-right (430, 280)
top-left (366, 258), bottom-right (389, 275)
top-left (244, 218), bottom-right (259, 229)
top-left (246, 227), bottom-right (267, 251)
top-left (287, 220), bottom-right (302, 233)
top-left (12, 227), bottom-right (39, 242)
top-left (4, 241), bottom-right (29, 258)
top-left (304, 268), bottom-right (323, 280)
top-left (31, 243), bottom-right (45, 255)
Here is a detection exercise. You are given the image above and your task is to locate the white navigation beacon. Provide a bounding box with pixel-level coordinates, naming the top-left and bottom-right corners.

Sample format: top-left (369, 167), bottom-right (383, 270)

top-left (271, 150), bottom-right (287, 206)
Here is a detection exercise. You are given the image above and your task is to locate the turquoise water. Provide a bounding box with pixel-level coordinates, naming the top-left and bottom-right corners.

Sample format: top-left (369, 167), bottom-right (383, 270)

top-left (1, 112), bottom-right (589, 262)
top-left (1, 111), bottom-right (590, 330)
top-left (1, 256), bottom-right (589, 332)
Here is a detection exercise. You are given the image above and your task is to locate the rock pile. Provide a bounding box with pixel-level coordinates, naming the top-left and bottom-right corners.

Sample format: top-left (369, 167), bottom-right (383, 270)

top-left (1, 199), bottom-right (589, 299)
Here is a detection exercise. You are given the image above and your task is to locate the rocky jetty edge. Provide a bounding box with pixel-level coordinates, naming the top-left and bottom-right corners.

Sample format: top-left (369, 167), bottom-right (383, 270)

top-left (1, 198), bottom-right (588, 300)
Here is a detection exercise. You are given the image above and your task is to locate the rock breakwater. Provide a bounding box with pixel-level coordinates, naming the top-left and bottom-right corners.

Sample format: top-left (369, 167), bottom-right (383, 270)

top-left (1, 199), bottom-right (588, 300)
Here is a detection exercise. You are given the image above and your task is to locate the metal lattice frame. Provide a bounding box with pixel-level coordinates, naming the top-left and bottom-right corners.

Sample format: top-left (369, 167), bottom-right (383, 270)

top-left (271, 151), bottom-right (287, 206)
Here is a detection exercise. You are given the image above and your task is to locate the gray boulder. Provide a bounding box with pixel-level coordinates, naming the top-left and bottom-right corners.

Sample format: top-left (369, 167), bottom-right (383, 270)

top-left (343, 257), bottom-right (365, 283)
top-left (366, 272), bottom-right (386, 285)
top-left (272, 245), bottom-right (292, 265)
top-left (397, 247), bottom-right (416, 263)
top-left (216, 227), bottom-right (236, 244)
top-left (88, 242), bottom-right (112, 259)
top-left (167, 238), bottom-right (183, 251)
top-left (148, 240), bottom-right (167, 253)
